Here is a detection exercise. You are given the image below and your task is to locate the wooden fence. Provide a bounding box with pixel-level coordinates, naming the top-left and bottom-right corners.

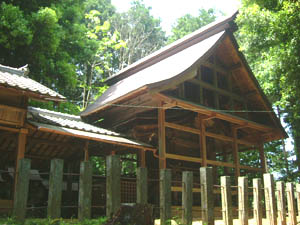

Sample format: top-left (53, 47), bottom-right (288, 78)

top-left (11, 156), bottom-right (300, 225)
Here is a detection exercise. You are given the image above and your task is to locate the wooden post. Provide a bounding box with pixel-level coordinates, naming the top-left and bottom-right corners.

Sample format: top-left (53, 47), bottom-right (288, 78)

top-left (84, 141), bottom-right (89, 161)
top-left (106, 154), bottom-right (121, 218)
top-left (263, 173), bottom-right (277, 225)
top-left (182, 171), bottom-right (193, 225)
top-left (140, 149), bottom-right (146, 168)
top-left (78, 161), bottom-right (92, 220)
top-left (14, 129), bottom-right (27, 198)
top-left (238, 177), bottom-right (248, 225)
top-left (137, 167), bottom-right (148, 204)
top-left (200, 167), bottom-right (214, 225)
top-left (259, 144), bottom-right (267, 173)
top-left (47, 159), bottom-right (64, 219)
top-left (13, 158), bottom-right (31, 222)
top-left (286, 183), bottom-right (296, 225)
top-left (253, 178), bottom-right (263, 225)
top-left (221, 176), bottom-right (233, 225)
top-left (160, 169), bottom-right (171, 225)
top-left (276, 181), bottom-right (286, 225)
top-left (200, 116), bottom-right (207, 167)
top-left (296, 184), bottom-right (300, 218)
top-left (158, 103), bottom-right (166, 169)
top-left (232, 128), bottom-right (240, 180)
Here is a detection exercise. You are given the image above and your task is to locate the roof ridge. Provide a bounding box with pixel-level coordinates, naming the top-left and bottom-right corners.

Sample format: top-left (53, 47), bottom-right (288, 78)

top-left (0, 64), bottom-right (29, 76)
top-left (28, 107), bottom-right (81, 121)
top-left (106, 11), bottom-right (238, 85)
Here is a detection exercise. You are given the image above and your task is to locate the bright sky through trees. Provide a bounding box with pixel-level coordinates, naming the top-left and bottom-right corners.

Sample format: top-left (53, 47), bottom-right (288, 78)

top-left (111, 0), bottom-right (240, 34)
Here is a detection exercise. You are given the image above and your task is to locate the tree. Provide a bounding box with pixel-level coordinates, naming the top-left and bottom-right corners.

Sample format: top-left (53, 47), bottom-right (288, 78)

top-left (110, 0), bottom-right (166, 71)
top-left (168, 8), bottom-right (218, 43)
top-left (235, 0), bottom-right (300, 180)
top-left (0, 0), bottom-right (121, 113)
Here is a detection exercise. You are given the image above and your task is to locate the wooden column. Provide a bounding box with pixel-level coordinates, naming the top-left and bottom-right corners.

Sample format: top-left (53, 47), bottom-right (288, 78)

top-left (78, 161), bottom-right (92, 220)
top-left (253, 178), bottom-right (263, 225)
top-left (47, 159), bottom-right (64, 219)
top-left (263, 173), bottom-right (277, 225)
top-left (84, 141), bottom-right (89, 161)
top-left (140, 149), bottom-right (146, 168)
top-left (106, 155), bottom-right (121, 218)
top-left (276, 181), bottom-right (286, 225)
top-left (232, 128), bottom-right (240, 179)
top-left (200, 167), bottom-right (214, 225)
top-left (259, 143), bottom-right (267, 173)
top-left (160, 169), bottom-right (171, 225)
top-left (158, 102), bottom-right (166, 169)
top-left (286, 183), bottom-right (296, 225)
top-left (238, 177), bottom-right (248, 225)
top-left (13, 158), bottom-right (31, 222)
top-left (182, 171), bottom-right (193, 225)
top-left (221, 176), bottom-right (233, 225)
top-left (200, 116), bottom-right (207, 167)
top-left (137, 167), bottom-right (147, 204)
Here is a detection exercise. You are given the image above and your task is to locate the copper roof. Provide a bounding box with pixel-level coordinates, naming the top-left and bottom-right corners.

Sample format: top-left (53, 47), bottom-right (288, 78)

top-left (0, 64), bottom-right (66, 102)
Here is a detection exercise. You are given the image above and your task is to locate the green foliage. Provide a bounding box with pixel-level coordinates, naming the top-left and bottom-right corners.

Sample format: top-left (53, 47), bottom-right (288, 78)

top-left (236, 0), bottom-right (300, 180)
top-left (110, 0), bottom-right (166, 70)
top-left (168, 8), bottom-right (218, 43)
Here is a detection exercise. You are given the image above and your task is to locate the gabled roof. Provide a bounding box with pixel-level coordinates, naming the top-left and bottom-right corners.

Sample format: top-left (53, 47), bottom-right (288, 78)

top-left (27, 107), bottom-right (153, 149)
top-left (0, 64), bottom-right (66, 102)
top-left (80, 12), bottom-right (286, 140)
top-left (81, 29), bottom-right (227, 116)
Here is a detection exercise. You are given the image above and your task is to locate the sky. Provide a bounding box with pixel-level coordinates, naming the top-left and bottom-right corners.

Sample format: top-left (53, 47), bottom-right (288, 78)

top-left (110, 0), bottom-right (240, 34)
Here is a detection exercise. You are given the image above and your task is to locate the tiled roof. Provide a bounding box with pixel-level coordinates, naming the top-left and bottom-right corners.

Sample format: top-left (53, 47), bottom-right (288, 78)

top-left (27, 107), bottom-right (153, 149)
top-left (0, 64), bottom-right (65, 101)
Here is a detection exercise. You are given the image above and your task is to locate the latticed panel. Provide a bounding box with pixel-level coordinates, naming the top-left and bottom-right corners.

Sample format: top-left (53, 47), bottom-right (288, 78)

top-left (121, 180), bottom-right (136, 203)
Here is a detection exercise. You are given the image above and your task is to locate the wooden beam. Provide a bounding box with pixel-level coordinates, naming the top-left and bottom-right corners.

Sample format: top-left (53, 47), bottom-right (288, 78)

top-left (166, 153), bottom-right (201, 163)
top-left (156, 93), bottom-right (274, 133)
top-left (165, 122), bottom-right (200, 134)
top-left (158, 102), bottom-right (166, 169)
top-left (84, 141), bottom-right (89, 161)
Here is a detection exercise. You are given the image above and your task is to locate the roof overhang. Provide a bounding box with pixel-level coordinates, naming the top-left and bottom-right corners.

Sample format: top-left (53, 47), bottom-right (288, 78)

top-left (29, 121), bottom-right (154, 150)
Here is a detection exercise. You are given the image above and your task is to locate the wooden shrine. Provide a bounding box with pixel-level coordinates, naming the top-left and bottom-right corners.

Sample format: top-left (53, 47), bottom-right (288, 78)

top-left (81, 12), bottom-right (287, 186)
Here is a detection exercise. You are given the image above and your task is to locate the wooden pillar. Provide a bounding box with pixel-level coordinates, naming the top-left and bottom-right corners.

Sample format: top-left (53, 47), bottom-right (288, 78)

top-left (158, 102), bottom-right (166, 169)
top-left (259, 143), bottom-right (267, 173)
top-left (238, 177), bottom-right (248, 225)
top-left (106, 155), bottom-right (121, 218)
top-left (200, 167), bottom-right (214, 225)
top-left (160, 169), bottom-right (171, 225)
top-left (47, 159), bottom-right (64, 219)
top-left (200, 116), bottom-right (207, 167)
top-left (221, 176), bottom-right (233, 225)
top-left (263, 173), bottom-right (277, 225)
top-left (13, 158), bottom-right (31, 222)
top-left (14, 129), bottom-right (28, 201)
top-left (78, 161), bottom-right (92, 220)
top-left (182, 171), bottom-right (193, 225)
top-left (84, 141), bottom-right (89, 161)
top-left (296, 184), bottom-right (300, 218)
top-left (140, 149), bottom-right (146, 168)
top-left (232, 128), bottom-right (240, 180)
top-left (253, 178), bottom-right (263, 225)
top-left (276, 181), bottom-right (286, 225)
top-left (286, 183), bottom-right (296, 225)
top-left (137, 167), bottom-right (147, 204)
